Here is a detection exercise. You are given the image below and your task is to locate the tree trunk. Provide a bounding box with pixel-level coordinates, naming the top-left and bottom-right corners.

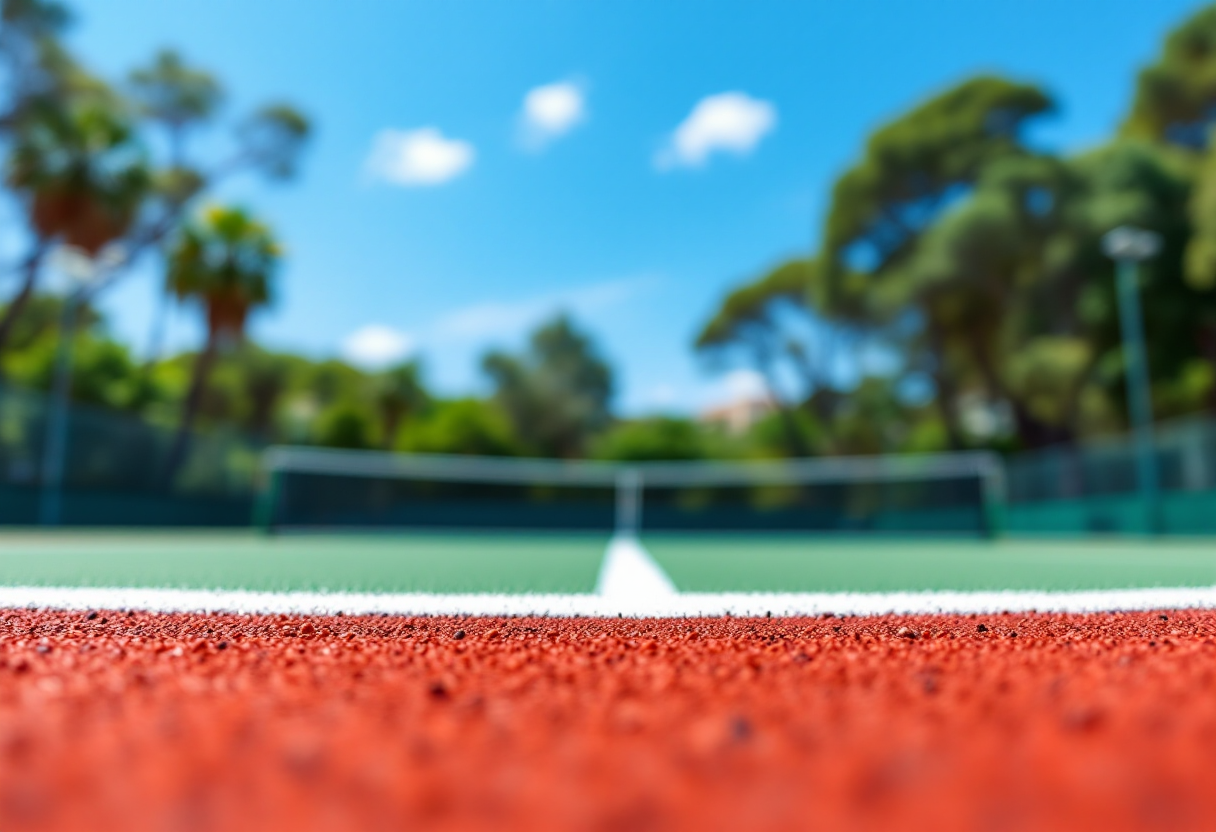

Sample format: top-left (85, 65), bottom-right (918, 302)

top-left (0, 243), bottom-right (47, 368)
top-left (161, 334), bottom-right (218, 486)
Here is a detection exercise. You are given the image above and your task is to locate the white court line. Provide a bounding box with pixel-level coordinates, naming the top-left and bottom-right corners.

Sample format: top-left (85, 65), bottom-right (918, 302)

top-left (1, 585), bottom-right (1216, 618)
top-left (595, 535), bottom-right (677, 599)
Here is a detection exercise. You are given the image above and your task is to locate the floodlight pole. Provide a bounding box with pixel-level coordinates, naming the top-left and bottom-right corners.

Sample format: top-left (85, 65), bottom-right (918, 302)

top-left (1102, 227), bottom-right (1162, 535)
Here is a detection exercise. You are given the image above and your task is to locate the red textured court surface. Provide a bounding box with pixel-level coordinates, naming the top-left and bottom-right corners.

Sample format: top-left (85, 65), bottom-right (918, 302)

top-left (2, 609), bottom-right (1216, 831)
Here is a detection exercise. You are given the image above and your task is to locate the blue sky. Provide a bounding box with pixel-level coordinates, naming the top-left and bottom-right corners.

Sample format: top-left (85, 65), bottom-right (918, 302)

top-left (54, 0), bottom-right (1209, 414)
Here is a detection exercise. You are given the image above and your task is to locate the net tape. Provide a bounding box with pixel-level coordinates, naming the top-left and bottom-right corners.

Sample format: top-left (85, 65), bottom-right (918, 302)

top-left (263, 446), bottom-right (1004, 489)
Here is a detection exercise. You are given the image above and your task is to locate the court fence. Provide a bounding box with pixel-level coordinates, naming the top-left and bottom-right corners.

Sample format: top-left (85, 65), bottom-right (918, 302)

top-left (3, 380), bottom-right (1216, 535)
top-left (0, 384), bottom-right (257, 526)
top-left (1004, 415), bottom-right (1216, 536)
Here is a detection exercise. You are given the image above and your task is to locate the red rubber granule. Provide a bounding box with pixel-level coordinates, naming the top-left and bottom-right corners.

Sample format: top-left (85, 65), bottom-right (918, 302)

top-left (0, 608), bottom-right (1214, 831)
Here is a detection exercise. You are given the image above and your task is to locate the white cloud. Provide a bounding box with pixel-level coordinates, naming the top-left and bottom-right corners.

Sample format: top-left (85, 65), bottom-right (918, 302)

top-left (429, 276), bottom-right (654, 343)
top-left (364, 127), bottom-right (474, 186)
top-left (519, 80), bottom-right (586, 149)
top-left (656, 92), bottom-right (776, 169)
top-left (701, 368), bottom-right (770, 407)
top-left (341, 324), bottom-right (415, 369)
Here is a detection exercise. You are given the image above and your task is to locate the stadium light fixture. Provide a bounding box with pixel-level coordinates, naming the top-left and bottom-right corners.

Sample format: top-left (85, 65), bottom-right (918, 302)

top-left (39, 244), bottom-right (128, 526)
top-left (1101, 226), bottom-right (1162, 534)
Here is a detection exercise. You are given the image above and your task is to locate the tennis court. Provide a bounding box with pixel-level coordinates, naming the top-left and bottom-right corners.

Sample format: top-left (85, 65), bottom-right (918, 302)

top-left (1, 529), bottom-right (1214, 596)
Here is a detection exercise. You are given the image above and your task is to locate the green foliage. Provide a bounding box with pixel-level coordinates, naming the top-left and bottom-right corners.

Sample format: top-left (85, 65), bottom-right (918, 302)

top-left (128, 49), bottom-right (222, 134)
top-left (0, 1), bottom-right (76, 128)
top-left (198, 345), bottom-right (300, 437)
top-left (397, 399), bottom-right (521, 457)
top-left (1003, 337), bottom-right (1093, 427)
top-left (0, 293), bottom-right (98, 354)
top-left (591, 417), bottom-right (708, 462)
top-left (694, 257), bottom-right (874, 455)
top-left (298, 359), bottom-right (365, 408)
top-left (746, 408), bottom-right (823, 458)
top-left (7, 328), bottom-right (150, 410)
top-left (315, 402), bottom-right (373, 450)
top-left (374, 361), bottom-right (428, 448)
top-left (12, 1), bottom-right (1216, 470)
top-left (821, 76), bottom-right (1053, 312)
top-left (1, 0), bottom-right (71, 34)
top-left (1124, 6), bottom-right (1216, 148)
top-left (483, 314), bottom-right (613, 457)
top-left (1185, 141), bottom-right (1216, 288)
top-left (128, 49), bottom-right (221, 175)
top-left (696, 258), bottom-right (812, 352)
top-left (166, 205), bottom-right (280, 339)
top-left (6, 93), bottom-right (150, 253)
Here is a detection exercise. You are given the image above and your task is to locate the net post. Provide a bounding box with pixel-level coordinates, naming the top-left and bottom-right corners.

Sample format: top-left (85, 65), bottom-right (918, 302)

top-left (253, 448), bottom-right (283, 536)
top-left (615, 468), bottom-right (643, 538)
top-left (978, 453), bottom-right (1007, 539)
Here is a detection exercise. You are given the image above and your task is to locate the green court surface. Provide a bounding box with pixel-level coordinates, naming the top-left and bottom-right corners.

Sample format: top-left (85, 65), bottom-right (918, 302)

top-left (643, 535), bottom-right (1216, 593)
top-left (0, 531), bottom-right (607, 594)
top-left (0, 530), bottom-right (1213, 595)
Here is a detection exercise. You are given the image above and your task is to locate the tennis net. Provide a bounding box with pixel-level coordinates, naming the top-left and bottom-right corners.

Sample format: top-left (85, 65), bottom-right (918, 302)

top-left (256, 447), bottom-right (1006, 537)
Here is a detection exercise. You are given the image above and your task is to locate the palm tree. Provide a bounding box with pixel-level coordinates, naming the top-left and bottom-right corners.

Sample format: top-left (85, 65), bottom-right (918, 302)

top-left (127, 49), bottom-right (219, 371)
top-left (161, 205), bottom-right (280, 482)
top-left (0, 93), bottom-right (149, 358)
top-left (124, 52), bottom-right (310, 372)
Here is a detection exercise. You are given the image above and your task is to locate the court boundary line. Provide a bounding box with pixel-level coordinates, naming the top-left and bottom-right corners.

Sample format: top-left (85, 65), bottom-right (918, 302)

top-left (2, 585), bottom-right (1216, 617)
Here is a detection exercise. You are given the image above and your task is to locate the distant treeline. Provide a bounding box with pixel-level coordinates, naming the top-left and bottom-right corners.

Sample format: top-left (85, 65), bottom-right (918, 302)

top-left (6, 1), bottom-right (1216, 463)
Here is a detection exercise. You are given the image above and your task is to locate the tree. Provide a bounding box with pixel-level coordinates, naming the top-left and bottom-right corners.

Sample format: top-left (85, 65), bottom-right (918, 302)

top-left (888, 154), bottom-right (1077, 446)
top-left (1123, 6), bottom-right (1216, 149)
top-left (128, 49), bottom-right (221, 168)
top-left (122, 51), bottom-right (309, 367)
top-left (695, 258), bottom-right (864, 454)
top-left (0, 292), bottom-right (154, 410)
top-left (0, 91), bottom-right (150, 359)
top-left (397, 399), bottom-right (521, 457)
top-left (1121, 6), bottom-right (1216, 415)
top-left (200, 345), bottom-right (300, 439)
top-left (315, 401), bottom-right (373, 450)
top-left (0, 0), bottom-right (74, 133)
top-left (374, 361), bottom-right (428, 449)
top-left (161, 205), bottom-right (280, 481)
top-left (0, 1), bottom-right (141, 364)
top-left (591, 417), bottom-right (708, 462)
top-left (0, 291), bottom-right (98, 356)
top-left (482, 315), bottom-right (613, 457)
top-left (238, 349), bottom-right (296, 439)
top-left (822, 76), bottom-right (1053, 285)
top-left (817, 75), bottom-right (1054, 446)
